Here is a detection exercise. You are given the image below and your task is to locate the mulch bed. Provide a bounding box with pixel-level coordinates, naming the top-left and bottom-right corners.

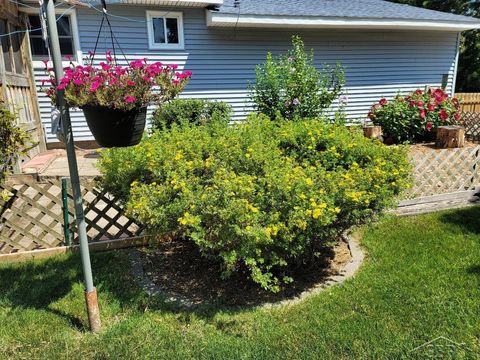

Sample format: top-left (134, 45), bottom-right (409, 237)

top-left (140, 239), bottom-right (352, 307)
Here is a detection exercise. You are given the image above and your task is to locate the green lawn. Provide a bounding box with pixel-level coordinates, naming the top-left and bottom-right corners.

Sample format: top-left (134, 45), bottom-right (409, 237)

top-left (1, 207), bottom-right (480, 359)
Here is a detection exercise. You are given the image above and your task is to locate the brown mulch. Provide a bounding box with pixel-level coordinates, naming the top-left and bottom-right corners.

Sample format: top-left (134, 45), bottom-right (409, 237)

top-left (140, 239), bottom-right (352, 307)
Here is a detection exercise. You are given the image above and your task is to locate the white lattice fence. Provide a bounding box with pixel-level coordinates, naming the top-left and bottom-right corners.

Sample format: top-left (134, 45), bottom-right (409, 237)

top-left (406, 145), bottom-right (480, 199)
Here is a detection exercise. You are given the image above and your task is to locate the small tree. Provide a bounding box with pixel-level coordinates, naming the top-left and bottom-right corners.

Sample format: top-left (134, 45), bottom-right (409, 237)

top-left (251, 36), bottom-right (345, 120)
top-left (1, 101), bottom-right (30, 183)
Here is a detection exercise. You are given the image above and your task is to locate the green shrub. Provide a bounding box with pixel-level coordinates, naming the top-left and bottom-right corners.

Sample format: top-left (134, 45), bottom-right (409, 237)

top-left (99, 116), bottom-right (410, 292)
top-left (369, 88), bottom-right (462, 143)
top-left (152, 99), bottom-right (232, 130)
top-left (250, 36), bottom-right (345, 121)
top-left (1, 101), bottom-right (30, 182)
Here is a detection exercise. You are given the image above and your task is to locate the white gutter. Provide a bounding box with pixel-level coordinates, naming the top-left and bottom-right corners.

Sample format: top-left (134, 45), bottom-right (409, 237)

top-left (21, 0), bottom-right (224, 6)
top-left (206, 11), bottom-right (480, 32)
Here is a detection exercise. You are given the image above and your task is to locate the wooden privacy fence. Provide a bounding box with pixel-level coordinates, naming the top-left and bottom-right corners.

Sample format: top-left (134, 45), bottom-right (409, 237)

top-left (0, 178), bottom-right (144, 254)
top-left (405, 144), bottom-right (480, 199)
top-left (456, 93), bottom-right (480, 113)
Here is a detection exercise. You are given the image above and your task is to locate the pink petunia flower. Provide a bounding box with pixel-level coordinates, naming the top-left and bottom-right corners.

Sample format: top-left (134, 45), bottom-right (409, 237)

top-left (124, 95), bottom-right (136, 103)
top-left (425, 122), bottom-right (433, 131)
top-left (89, 81), bottom-right (101, 92)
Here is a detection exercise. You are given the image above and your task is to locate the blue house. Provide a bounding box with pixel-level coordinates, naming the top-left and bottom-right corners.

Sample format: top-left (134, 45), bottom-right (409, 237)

top-left (20, 0), bottom-right (480, 146)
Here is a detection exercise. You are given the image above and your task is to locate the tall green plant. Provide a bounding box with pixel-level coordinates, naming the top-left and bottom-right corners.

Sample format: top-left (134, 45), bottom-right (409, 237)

top-left (250, 36), bottom-right (345, 120)
top-left (0, 101), bottom-right (30, 182)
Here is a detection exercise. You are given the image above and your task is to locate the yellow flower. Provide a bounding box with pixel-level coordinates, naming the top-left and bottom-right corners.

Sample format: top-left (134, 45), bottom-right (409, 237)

top-left (305, 178), bottom-right (314, 187)
top-left (312, 208), bottom-right (323, 219)
top-left (174, 151), bottom-right (183, 161)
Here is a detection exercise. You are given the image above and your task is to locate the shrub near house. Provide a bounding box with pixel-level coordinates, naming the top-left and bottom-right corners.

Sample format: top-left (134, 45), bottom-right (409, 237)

top-left (0, 101), bottom-right (30, 182)
top-left (100, 115), bottom-right (410, 292)
top-left (152, 99), bottom-right (232, 130)
top-left (369, 88), bottom-right (461, 143)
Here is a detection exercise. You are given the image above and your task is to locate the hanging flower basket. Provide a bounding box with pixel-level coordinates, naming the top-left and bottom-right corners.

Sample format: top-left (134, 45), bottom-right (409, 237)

top-left (82, 105), bottom-right (147, 147)
top-left (43, 52), bottom-right (192, 148)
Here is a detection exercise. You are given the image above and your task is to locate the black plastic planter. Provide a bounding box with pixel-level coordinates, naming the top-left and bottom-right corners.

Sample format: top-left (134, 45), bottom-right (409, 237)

top-left (82, 105), bottom-right (147, 148)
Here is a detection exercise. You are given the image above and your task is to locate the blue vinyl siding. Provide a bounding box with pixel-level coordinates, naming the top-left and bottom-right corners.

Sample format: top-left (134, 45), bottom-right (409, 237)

top-left (33, 6), bottom-right (459, 143)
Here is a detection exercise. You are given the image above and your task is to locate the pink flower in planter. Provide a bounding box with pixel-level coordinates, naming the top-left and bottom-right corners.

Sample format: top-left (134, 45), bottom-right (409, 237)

top-left (89, 81), bottom-right (101, 92)
top-left (417, 100), bottom-right (424, 107)
top-left (427, 104), bottom-right (436, 112)
top-left (425, 122), bottom-right (433, 131)
top-left (439, 109), bottom-right (449, 121)
top-left (419, 109), bottom-right (426, 119)
top-left (73, 79), bottom-right (84, 85)
top-left (415, 89), bottom-right (423, 95)
top-left (124, 95), bottom-right (136, 103)
top-left (379, 98), bottom-right (387, 106)
top-left (454, 112), bottom-right (461, 121)
top-left (127, 80), bottom-right (136, 86)
top-left (106, 51), bottom-right (113, 62)
top-left (100, 62), bottom-right (111, 71)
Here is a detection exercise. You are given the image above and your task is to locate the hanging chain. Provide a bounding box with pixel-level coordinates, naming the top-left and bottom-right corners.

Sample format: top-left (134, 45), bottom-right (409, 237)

top-left (91, 0), bottom-right (128, 65)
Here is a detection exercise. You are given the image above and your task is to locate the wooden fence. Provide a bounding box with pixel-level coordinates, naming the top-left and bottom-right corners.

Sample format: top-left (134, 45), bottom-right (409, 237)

top-left (461, 112), bottom-right (480, 142)
top-left (456, 93), bottom-right (480, 113)
top-left (405, 144), bottom-right (480, 199)
top-left (0, 178), bottom-right (144, 254)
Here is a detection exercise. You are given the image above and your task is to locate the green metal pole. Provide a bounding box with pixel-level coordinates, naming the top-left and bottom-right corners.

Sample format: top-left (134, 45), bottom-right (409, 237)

top-left (45, 0), bottom-right (101, 333)
top-left (61, 177), bottom-right (71, 246)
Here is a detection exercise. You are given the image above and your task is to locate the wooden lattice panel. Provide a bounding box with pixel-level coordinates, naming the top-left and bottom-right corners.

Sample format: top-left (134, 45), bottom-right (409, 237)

top-left (0, 179), bottom-right (144, 254)
top-left (406, 145), bottom-right (480, 199)
top-left (461, 112), bottom-right (480, 143)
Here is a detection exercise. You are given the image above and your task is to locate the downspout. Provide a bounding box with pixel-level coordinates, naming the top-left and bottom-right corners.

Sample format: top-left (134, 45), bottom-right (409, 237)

top-left (451, 32), bottom-right (461, 96)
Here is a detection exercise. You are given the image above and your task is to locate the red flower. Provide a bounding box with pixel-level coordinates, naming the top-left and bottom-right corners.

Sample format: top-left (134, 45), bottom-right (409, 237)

top-left (417, 100), bottom-right (424, 107)
top-left (124, 95), bottom-right (136, 103)
top-left (415, 89), bottom-right (424, 95)
top-left (454, 112), bottom-right (461, 121)
top-left (427, 104), bottom-right (436, 112)
top-left (368, 112), bottom-right (375, 120)
top-left (419, 109), bottom-right (426, 119)
top-left (439, 109), bottom-right (449, 121)
top-left (425, 122), bottom-right (433, 131)
top-left (127, 80), bottom-right (136, 86)
top-left (379, 98), bottom-right (387, 106)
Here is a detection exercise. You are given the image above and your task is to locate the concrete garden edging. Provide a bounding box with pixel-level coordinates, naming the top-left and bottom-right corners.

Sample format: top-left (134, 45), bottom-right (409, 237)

top-left (129, 231), bottom-right (365, 310)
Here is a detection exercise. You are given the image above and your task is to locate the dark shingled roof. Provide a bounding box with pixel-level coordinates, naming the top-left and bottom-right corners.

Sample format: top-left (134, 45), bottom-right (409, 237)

top-left (217, 0), bottom-right (480, 24)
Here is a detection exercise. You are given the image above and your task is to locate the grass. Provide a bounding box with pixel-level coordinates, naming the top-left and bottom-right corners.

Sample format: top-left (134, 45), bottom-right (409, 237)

top-left (1, 207), bottom-right (480, 359)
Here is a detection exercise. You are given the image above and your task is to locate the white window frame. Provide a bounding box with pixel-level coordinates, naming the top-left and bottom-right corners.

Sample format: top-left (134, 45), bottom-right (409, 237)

top-left (146, 11), bottom-right (185, 50)
top-left (20, 7), bottom-right (82, 67)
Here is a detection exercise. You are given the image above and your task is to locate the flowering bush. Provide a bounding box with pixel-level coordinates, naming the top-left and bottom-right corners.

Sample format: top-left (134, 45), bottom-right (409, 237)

top-left (250, 36), bottom-right (345, 121)
top-left (368, 88), bottom-right (461, 143)
top-left (44, 52), bottom-right (191, 111)
top-left (152, 98), bottom-right (232, 130)
top-left (99, 115), bottom-right (410, 292)
top-left (1, 101), bottom-right (30, 182)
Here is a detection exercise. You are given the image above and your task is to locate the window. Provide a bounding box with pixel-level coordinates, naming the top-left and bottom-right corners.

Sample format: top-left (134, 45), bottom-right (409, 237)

top-left (28, 14), bottom-right (75, 58)
top-left (0, 19), bottom-right (25, 74)
top-left (146, 11), bottom-right (184, 50)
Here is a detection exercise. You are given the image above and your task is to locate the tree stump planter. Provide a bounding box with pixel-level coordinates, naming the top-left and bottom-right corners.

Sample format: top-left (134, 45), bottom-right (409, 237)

top-left (363, 126), bottom-right (382, 140)
top-left (435, 125), bottom-right (465, 148)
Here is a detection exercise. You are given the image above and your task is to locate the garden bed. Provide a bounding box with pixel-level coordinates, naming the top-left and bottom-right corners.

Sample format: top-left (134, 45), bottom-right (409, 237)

top-left (139, 238), bottom-right (352, 307)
